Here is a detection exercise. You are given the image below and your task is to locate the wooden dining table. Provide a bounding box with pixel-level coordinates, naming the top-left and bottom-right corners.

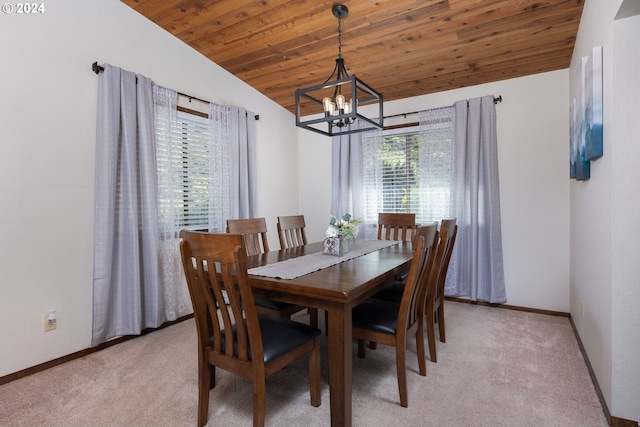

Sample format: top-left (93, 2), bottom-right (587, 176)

top-left (245, 240), bottom-right (415, 427)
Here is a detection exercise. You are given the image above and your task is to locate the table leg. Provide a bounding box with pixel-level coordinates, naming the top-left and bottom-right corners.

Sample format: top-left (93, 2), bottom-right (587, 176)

top-left (327, 303), bottom-right (352, 427)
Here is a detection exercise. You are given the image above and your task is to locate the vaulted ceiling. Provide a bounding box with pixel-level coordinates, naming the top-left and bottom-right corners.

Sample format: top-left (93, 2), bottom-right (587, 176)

top-left (121, 0), bottom-right (584, 114)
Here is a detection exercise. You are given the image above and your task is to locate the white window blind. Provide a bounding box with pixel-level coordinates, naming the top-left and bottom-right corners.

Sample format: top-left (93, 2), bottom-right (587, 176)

top-left (380, 131), bottom-right (421, 214)
top-left (156, 110), bottom-right (212, 231)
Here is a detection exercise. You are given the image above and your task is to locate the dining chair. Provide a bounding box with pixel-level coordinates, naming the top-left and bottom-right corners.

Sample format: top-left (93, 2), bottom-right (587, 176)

top-left (372, 218), bottom-right (457, 363)
top-left (227, 217), bottom-right (271, 256)
top-left (351, 223), bottom-right (438, 408)
top-left (277, 215), bottom-right (308, 249)
top-left (427, 219), bottom-right (458, 362)
top-left (180, 231), bottom-right (321, 427)
top-left (377, 212), bottom-right (417, 283)
top-left (368, 212), bottom-right (419, 349)
top-left (276, 215), bottom-right (319, 326)
top-left (227, 218), bottom-right (318, 327)
top-left (377, 212), bottom-right (417, 242)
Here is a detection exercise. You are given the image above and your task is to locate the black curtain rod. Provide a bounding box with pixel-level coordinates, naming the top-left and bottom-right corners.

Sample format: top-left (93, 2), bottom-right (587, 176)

top-left (94, 61), bottom-right (500, 122)
top-left (91, 62), bottom-right (260, 120)
top-left (177, 92), bottom-right (208, 104)
top-left (384, 95), bottom-right (503, 120)
top-left (176, 92), bottom-right (260, 121)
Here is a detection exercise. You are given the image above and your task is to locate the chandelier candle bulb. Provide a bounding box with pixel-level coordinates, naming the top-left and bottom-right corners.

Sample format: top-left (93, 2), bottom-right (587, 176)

top-left (323, 97), bottom-right (333, 114)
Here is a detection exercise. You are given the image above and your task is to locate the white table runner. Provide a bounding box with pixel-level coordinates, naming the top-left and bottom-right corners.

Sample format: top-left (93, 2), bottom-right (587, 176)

top-left (247, 240), bottom-right (400, 280)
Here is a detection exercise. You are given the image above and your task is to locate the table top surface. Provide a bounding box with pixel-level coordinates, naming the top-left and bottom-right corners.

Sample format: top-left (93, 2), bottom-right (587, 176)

top-left (246, 240), bottom-right (414, 304)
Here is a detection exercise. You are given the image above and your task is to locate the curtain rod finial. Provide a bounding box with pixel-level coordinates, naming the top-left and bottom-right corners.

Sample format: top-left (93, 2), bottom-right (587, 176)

top-left (92, 62), bottom-right (104, 74)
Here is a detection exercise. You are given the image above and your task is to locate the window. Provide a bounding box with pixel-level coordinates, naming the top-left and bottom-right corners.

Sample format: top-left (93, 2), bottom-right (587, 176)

top-left (366, 107), bottom-right (454, 225)
top-left (156, 110), bottom-right (216, 232)
top-left (380, 130), bottom-right (420, 213)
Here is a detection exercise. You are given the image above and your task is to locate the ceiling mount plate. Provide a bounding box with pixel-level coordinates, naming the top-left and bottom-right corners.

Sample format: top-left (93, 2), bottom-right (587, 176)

top-left (332, 4), bottom-right (348, 19)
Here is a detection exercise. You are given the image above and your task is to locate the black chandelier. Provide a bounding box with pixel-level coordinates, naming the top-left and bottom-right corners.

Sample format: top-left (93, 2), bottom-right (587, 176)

top-left (295, 4), bottom-right (383, 137)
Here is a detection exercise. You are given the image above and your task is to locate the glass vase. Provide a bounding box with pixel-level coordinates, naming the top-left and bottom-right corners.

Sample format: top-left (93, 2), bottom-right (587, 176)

top-left (340, 238), bottom-right (349, 255)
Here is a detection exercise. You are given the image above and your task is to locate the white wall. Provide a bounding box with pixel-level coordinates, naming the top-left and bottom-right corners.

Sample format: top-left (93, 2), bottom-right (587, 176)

top-left (569, 0), bottom-right (615, 413)
top-left (611, 12), bottom-right (640, 420)
top-left (299, 70), bottom-right (571, 312)
top-left (0, 0), bottom-right (298, 377)
top-left (297, 129), bottom-right (333, 243)
top-left (570, 0), bottom-right (640, 421)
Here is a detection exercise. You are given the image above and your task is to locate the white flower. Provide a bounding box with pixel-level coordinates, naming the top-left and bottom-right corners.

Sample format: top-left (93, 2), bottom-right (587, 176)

top-left (325, 225), bottom-right (339, 238)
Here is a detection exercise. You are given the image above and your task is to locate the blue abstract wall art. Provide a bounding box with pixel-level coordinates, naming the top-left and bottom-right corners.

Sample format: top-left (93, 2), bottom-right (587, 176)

top-left (570, 46), bottom-right (603, 181)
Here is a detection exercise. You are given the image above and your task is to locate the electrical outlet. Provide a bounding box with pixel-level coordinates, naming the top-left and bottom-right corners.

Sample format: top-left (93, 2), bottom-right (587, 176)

top-left (44, 315), bottom-right (57, 331)
top-left (44, 310), bottom-right (57, 332)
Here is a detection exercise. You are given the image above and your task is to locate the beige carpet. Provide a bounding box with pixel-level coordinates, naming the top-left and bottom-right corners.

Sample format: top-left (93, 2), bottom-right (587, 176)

top-left (0, 301), bottom-right (608, 427)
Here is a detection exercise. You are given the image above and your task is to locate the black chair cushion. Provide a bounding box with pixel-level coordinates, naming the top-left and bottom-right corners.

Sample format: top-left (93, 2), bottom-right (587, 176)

top-left (352, 299), bottom-right (400, 335)
top-left (211, 316), bottom-right (321, 363)
top-left (370, 282), bottom-right (405, 304)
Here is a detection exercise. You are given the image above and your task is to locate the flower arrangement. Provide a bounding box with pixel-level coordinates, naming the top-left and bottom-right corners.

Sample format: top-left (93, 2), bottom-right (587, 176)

top-left (325, 213), bottom-right (362, 241)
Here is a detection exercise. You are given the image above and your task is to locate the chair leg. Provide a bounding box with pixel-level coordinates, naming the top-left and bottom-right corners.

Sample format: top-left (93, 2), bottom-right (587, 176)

top-left (357, 339), bottom-right (367, 358)
top-left (426, 304), bottom-right (437, 363)
top-left (253, 376), bottom-right (267, 427)
top-left (427, 317), bottom-right (437, 363)
top-left (309, 308), bottom-right (319, 328)
top-left (416, 325), bottom-right (427, 376)
top-left (324, 310), bottom-right (329, 336)
top-left (395, 345), bottom-right (408, 408)
top-left (198, 362), bottom-right (212, 427)
top-left (437, 303), bottom-right (446, 342)
top-left (309, 337), bottom-right (321, 407)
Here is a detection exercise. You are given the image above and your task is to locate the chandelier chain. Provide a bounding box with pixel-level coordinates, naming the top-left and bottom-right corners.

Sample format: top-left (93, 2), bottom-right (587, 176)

top-left (337, 18), bottom-right (343, 59)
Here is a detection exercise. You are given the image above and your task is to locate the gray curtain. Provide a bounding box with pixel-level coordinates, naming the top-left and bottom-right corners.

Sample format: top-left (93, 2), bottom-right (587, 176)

top-left (449, 95), bottom-right (506, 303)
top-left (92, 65), bottom-right (164, 347)
top-left (331, 122), bottom-right (382, 239)
top-left (92, 67), bottom-right (256, 347)
top-left (330, 96), bottom-right (506, 303)
top-left (228, 107), bottom-right (258, 219)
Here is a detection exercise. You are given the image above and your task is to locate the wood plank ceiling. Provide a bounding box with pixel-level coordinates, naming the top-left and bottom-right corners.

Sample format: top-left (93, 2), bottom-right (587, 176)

top-left (121, 0), bottom-right (584, 115)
